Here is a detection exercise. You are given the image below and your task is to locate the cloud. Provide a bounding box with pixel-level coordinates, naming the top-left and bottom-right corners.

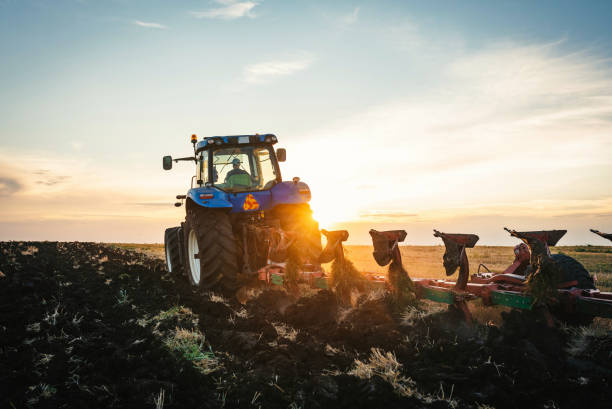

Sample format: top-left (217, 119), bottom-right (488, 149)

top-left (32, 169), bottom-right (71, 186)
top-left (243, 52), bottom-right (314, 84)
top-left (71, 141), bottom-right (83, 151)
top-left (132, 20), bottom-right (167, 29)
top-left (133, 202), bottom-right (173, 207)
top-left (0, 176), bottom-right (22, 197)
top-left (359, 211), bottom-right (418, 220)
top-left (36, 176), bottom-right (71, 186)
top-left (191, 1), bottom-right (258, 20)
top-left (340, 6), bottom-right (360, 26)
top-left (288, 41), bottom-right (612, 231)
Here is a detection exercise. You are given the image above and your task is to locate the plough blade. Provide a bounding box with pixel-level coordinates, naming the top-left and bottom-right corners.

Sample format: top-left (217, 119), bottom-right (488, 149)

top-left (504, 227), bottom-right (566, 266)
top-left (431, 230), bottom-right (480, 323)
top-left (258, 229), bottom-right (351, 290)
top-left (504, 228), bottom-right (566, 247)
top-left (433, 230), bottom-right (479, 280)
top-left (369, 229), bottom-right (406, 266)
top-left (319, 229), bottom-right (349, 263)
top-left (590, 229), bottom-right (612, 243)
top-left (433, 231), bottom-right (479, 248)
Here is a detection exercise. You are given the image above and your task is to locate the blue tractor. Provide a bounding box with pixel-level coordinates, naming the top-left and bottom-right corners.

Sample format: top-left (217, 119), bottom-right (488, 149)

top-left (162, 134), bottom-right (324, 292)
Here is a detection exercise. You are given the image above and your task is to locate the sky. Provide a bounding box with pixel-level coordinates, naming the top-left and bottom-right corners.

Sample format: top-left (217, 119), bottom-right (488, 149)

top-left (1, 0), bottom-right (612, 245)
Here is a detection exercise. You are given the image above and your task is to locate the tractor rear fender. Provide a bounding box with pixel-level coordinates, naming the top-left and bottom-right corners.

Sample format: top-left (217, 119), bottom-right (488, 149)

top-left (270, 181), bottom-right (312, 206)
top-left (186, 187), bottom-right (232, 210)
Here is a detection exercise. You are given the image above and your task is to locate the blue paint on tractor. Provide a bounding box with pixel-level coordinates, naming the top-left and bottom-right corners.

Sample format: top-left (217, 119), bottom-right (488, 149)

top-left (187, 181), bottom-right (311, 212)
top-left (187, 187), bottom-right (232, 209)
top-left (179, 134), bottom-right (311, 213)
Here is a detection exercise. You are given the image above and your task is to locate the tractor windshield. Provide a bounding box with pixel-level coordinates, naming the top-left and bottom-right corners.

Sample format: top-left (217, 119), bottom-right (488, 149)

top-left (211, 146), bottom-right (278, 192)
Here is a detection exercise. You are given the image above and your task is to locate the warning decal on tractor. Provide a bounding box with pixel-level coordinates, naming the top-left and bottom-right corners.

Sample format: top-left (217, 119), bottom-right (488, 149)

top-left (243, 194), bottom-right (259, 211)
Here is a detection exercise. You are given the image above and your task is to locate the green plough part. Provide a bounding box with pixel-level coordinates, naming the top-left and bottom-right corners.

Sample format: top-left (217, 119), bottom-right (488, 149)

top-left (270, 273), bottom-right (284, 286)
top-left (314, 277), bottom-right (328, 289)
top-left (267, 273), bottom-right (329, 289)
top-left (421, 286), bottom-right (456, 304)
top-left (490, 290), bottom-right (534, 310)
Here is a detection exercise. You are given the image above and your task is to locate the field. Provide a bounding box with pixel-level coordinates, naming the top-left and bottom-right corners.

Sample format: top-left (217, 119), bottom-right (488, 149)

top-left (112, 243), bottom-right (612, 291)
top-left (2, 241), bottom-right (611, 408)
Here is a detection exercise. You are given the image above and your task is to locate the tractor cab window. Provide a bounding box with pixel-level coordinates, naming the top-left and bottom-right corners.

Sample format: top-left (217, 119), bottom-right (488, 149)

top-left (196, 155), bottom-right (208, 185)
top-left (211, 146), bottom-right (278, 192)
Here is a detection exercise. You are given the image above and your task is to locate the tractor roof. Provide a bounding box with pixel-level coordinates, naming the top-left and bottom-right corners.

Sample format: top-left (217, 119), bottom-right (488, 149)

top-left (195, 134), bottom-right (277, 152)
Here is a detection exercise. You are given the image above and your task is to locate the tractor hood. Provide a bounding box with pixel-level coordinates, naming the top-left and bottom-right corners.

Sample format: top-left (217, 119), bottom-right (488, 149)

top-left (270, 180), bottom-right (311, 206)
top-left (186, 180), bottom-right (311, 213)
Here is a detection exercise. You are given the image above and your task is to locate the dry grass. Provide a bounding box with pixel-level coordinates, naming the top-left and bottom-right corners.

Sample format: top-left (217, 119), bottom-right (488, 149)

top-left (566, 325), bottom-right (610, 356)
top-left (349, 348), bottom-right (417, 397)
top-left (109, 243), bottom-right (165, 259)
top-left (272, 322), bottom-right (299, 341)
top-left (329, 256), bottom-right (366, 305)
top-left (338, 245), bottom-right (612, 292)
top-left (114, 243), bottom-right (612, 292)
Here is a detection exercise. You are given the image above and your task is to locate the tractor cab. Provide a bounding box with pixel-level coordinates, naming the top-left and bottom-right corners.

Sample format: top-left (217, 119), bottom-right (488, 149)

top-left (196, 134), bottom-right (285, 193)
top-left (163, 134), bottom-right (306, 214)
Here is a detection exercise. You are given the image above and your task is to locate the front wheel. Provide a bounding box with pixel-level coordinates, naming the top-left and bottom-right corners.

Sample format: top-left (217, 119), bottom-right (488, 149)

top-left (183, 207), bottom-right (240, 292)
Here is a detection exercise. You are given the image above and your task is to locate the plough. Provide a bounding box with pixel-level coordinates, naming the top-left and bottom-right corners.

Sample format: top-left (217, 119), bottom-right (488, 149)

top-left (252, 223), bottom-right (612, 323)
top-left (256, 228), bottom-right (350, 290)
top-left (369, 228), bottom-right (612, 323)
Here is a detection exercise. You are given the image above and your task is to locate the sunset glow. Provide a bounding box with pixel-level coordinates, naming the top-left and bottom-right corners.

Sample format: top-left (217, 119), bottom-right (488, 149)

top-left (1, 1), bottom-right (611, 245)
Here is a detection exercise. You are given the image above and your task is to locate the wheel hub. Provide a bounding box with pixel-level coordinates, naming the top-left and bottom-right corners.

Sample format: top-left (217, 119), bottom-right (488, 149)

top-left (188, 229), bottom-right (200, 285)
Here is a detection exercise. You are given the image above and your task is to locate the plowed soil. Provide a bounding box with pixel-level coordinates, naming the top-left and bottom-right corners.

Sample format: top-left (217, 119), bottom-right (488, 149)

top-left (1, 242), bottom-right (611, 408)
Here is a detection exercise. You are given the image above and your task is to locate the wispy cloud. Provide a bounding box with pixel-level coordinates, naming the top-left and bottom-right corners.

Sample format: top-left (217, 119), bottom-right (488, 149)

top-left (290, 41), bottom-right (612, 232)
top-left (243, 52), bottom-right (314, 84)
top-left (0, 176), bottom-right (21, 197)
top-left (132, 20), bottom-right (167, 29)
top-left (340, 6), bottom-right (360, 26)
top-left (133, 202), bottom-right (173, 207)
top-left (191, 0), bottom-right (258, 20)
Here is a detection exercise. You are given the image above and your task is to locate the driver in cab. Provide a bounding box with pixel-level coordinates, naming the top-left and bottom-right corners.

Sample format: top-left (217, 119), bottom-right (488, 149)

top-left (225, 158), bottom-right (250, 182)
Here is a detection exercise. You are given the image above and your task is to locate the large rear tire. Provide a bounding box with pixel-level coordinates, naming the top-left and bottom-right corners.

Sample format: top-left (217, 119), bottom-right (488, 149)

top-left (551, 254), bottom-right (595, 289)
top-left (164, 227), bottom-right (185, 276)
top-left (184, 207), bottom-right (239, 292)
top-left (550, 253), bottom-right (595, 326)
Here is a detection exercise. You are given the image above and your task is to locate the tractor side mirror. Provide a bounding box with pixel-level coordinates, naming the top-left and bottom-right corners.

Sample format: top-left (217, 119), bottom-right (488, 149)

top-left (163, 156), bottom-right (173, 170)
top-left (276, 148), bottom-right (286, 162)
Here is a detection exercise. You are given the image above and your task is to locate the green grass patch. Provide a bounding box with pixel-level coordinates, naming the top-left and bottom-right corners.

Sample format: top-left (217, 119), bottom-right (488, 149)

top-left (164, 328), bottom-right (221, 374)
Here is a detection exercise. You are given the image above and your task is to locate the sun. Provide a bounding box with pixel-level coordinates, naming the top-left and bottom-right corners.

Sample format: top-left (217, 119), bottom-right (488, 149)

top-left (309, 196), bottom-right (359, 230)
